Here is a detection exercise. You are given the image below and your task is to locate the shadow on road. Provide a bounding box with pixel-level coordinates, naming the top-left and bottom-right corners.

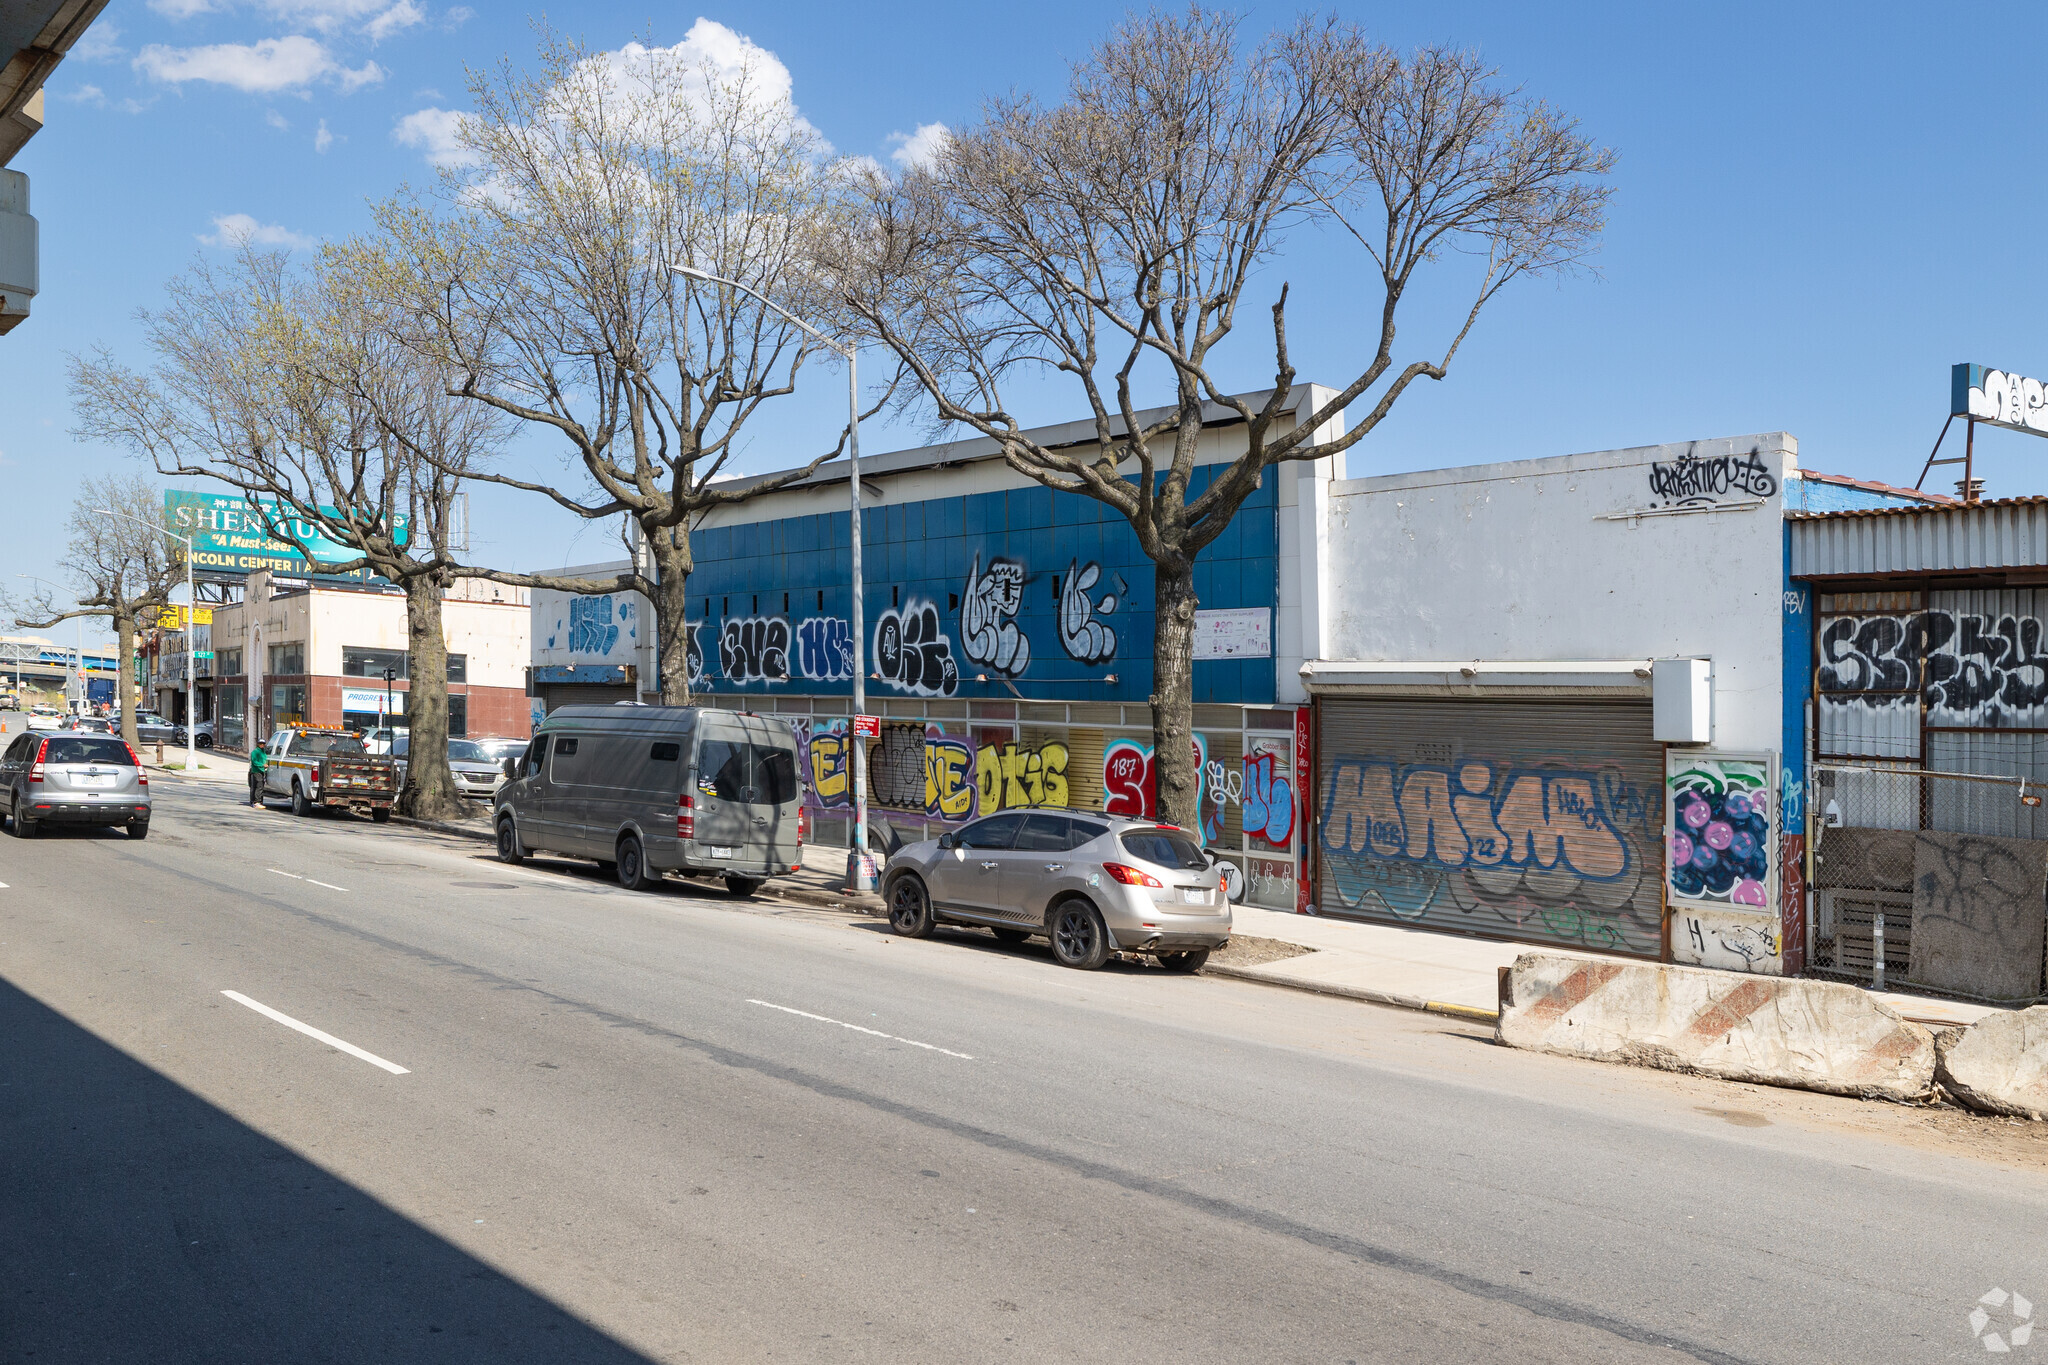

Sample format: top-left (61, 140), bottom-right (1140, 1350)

top-left (0, 975), bottom-right (655, 1364)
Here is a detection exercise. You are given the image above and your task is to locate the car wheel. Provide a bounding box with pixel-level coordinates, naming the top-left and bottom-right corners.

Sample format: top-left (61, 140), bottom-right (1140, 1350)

top-left (991, 927), bottom-right (1031, 945)
top-left (291, 783), bottom-right (312, 817)
top-left (1157, 949), bottom-right (1210, 974)
top-left (370, 808), bottom-right (392, 824)
top-left (198, 735), bottom-right (214, 749)
top-left (886, 874), bottom-right (936, 938)
top-left (1050, 899), bottom-right (1112, 970)
top-left (496, 817), bottom-right (526, 865)
top-left (14, 810), bottom-right (37, 839)
top-left (724, 875), bottom-right (765, 898)
top-left (127, 821), bottom-right (150, 841)
top-left (617, 835), bottom-right (657, 892)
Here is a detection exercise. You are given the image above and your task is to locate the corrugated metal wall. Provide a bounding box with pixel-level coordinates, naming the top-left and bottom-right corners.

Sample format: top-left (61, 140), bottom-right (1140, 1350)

top-left (1792, 502), bottom-right (2048, 577)
top-left (1315, 697), bottom-right (1664, 958)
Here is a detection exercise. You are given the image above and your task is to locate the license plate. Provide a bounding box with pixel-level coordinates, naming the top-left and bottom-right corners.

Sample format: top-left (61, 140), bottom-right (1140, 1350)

top-left (76, 775), bottom-right (115, 788)
top-left (1181, 888), bottom-right (1206, 905)
top-left (709, 846), bottom-right (735, 859)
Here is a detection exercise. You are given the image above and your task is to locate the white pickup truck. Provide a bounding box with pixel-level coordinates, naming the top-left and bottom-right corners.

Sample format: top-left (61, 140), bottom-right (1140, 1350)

top-left (261, 727), bottom-right (398, 820)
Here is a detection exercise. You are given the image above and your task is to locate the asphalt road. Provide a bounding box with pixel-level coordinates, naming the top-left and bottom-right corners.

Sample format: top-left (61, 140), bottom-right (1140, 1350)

top-left (2, 750), bottom-right (2045, 1362)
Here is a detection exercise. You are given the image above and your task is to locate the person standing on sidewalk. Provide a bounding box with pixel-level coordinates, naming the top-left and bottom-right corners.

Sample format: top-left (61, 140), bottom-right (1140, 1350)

top-left (247, 739), bottom-right (268, 807)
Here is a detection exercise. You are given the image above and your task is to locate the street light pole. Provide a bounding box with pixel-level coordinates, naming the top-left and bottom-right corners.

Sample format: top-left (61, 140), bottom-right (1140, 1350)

top-left (96, 507), bottom-right (197, 774)
top-left (669, 262), bottom-right (873, 891)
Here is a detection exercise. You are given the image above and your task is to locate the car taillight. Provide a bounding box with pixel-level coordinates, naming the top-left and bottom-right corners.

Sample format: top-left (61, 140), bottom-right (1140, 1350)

top-left (797, 807), bottom-right (809, 846)
top-left (27, 738), bottom-right (46, 783)
top-left (1103, 862), bottom-right (1162, 887)
top-left (676, 794), bottom-right (694, 840)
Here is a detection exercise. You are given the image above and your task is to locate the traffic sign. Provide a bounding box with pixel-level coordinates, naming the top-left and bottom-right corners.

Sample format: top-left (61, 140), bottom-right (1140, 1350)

top-left (194, 651), bottom-right (216, 659)
top-left (852, 714), bottom-right (880, 737)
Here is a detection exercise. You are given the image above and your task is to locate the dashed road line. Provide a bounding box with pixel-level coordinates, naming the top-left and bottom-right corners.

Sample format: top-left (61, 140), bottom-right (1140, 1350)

top-left (267, 868), bottom-right (349, 892)
top-left (220, 990), bottom-right (410, 1074)
top-left (746, 998), bottom-right (975, 1060)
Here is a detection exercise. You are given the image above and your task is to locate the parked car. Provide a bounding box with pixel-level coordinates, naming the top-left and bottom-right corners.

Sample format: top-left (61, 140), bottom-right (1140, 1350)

top-left (72, 717), bottom-right (115, 734)
top-left (0, 695), bottom-right (19, 711)
top-left (119, 711), bottom-right (177, 742)
top-left (259, 727), bottom-right (399, 820)
top-left (493, 705), bottom-right (803, 896)
top-left (25, 706), bottom-right (65, 731)
top-left (362, 725), bottom-right (407, 756)
top-left (170, 720), bottom-right (214, 748)
top-left (880, 812), bottom-right (1232, 972)
top-left (392, 735), bottom-right (525, 799)
top-left (0, 729), bottom-right (151, 839)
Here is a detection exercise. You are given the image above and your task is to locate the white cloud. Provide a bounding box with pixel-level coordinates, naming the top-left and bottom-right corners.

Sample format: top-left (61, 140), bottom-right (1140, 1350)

top-left (393, 105), bottom-right (474, 167)
top-left (314, 118), bottom-right (333, 151)
top-left (579, 19), bottom-right (819, 143)
top-left (135, 36), bottom-right (383, 93)
top-left (71, 23), bottom-right (125, 61)
top-left (200, 213), bottom-right (317, 249)
top-left (886, 122), bottom-right (950, 172)
top-left (60, 83), bottom-right (106, 105)
top-left (442, 5), bottom-right (472, 26)
top-left (265, 108), bottom-right (289, 128)
top-left (256, 0), bottom-right (386, 33)
top-left (364, 0), bottom-right (423, 43)
top-left (148, 0), bottom-right (220, 16)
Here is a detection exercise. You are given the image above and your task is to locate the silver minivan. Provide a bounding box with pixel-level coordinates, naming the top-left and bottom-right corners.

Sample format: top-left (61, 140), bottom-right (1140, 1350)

top-left (0, 729), bottom-right (153, 839)
top-left (493, 705), bottom-right (804, 896)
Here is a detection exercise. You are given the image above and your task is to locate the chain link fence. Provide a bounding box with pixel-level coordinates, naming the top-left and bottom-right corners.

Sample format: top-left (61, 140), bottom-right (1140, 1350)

top-left (1809, 762), bottom-right (2048, 1004)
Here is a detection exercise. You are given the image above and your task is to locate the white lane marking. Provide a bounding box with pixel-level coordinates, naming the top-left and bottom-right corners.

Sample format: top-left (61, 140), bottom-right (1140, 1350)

top-left (266, 868), bottom-right (349, 892)
top-left (220, 990), bottom-right (410, 1074)
top-left (746, 999), bottom-right (974, 1060)
top-left (0, 882), bottom-right (8, 889)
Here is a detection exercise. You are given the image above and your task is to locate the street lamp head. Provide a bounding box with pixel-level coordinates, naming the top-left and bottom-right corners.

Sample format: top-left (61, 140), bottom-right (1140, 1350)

top-left (670, 262), bottom-right (712, 283)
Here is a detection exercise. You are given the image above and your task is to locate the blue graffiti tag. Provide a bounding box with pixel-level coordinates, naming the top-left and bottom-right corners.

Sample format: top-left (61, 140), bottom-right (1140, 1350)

top-left (568, 595), bottom-right (620, 656)
top-left (1319, 759), bottom-right (1635, 880)
top-left (796, 616), bottom-right (854, 681)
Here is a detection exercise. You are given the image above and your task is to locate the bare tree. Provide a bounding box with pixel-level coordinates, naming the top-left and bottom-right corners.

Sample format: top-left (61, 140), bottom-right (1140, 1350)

top-left (832, 8), bottom-right (1614, 828)
top-left (70, 243), bottom-right (509, 821)
top-left (377, 27), bottom-right (891, 704)
top-left (9, 474), bottom-right (183, 750)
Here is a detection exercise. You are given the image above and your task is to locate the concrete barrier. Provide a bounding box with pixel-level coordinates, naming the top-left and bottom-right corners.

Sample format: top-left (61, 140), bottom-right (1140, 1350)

top-left (1935, 1006), bottom-right (2048, 1119)
top-left (1496, 953), bottom-right (1936, 1101)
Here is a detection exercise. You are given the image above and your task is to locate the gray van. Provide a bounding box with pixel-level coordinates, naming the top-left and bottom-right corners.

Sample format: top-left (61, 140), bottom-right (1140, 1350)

top-left (492, 705), bottom-right (804, 896)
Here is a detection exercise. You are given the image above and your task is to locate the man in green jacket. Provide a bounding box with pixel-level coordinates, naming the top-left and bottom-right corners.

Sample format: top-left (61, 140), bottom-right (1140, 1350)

top-left (248, 738), bottom-right (268, 807)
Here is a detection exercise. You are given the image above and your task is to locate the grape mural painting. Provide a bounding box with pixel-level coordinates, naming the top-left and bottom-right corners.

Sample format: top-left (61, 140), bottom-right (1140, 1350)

top-left (1666, 759), bottom-right (1773, 909)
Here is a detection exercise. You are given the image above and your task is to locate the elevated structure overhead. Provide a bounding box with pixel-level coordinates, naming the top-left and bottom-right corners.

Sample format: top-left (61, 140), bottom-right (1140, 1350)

top-left (0, 0), bottom-right (111, 334)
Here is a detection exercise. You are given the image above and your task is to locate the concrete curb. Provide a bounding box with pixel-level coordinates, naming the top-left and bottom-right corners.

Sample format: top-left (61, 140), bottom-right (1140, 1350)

top-left (1496, 952), bottom-right (1936, 1102)
top-left (392, 814), bottom-right (492, 841)
top-left (1205, 962), bottom-right (1500, 1023)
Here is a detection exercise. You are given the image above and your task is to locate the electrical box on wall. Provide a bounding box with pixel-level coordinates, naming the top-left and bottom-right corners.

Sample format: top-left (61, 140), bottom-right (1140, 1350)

top-left (1653, 658), bottom-right (1712, 744)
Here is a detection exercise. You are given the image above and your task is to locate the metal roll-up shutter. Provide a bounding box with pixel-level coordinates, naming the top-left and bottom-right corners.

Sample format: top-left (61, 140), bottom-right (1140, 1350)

top-left (541, 683), bottom-right (633, 714)
top-left (1315, 697), bottom-right (1664, 958)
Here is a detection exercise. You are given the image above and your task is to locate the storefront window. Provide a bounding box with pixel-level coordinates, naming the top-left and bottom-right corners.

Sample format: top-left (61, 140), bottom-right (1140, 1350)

top-left (341, 648), bottom-right (468, 683)
top-left (267, 642), bottom-right (305, 676)
top-left (449, 694), bottom-right (468, 737)
top-left (218, 685), bottom-right (246, 750)
top-left (271, 683), bottom-right (308, 728)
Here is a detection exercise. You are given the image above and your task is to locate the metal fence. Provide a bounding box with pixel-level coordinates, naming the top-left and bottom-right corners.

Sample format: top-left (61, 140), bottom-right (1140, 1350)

top-left (1808, 761), bottom-right (2048, 1004)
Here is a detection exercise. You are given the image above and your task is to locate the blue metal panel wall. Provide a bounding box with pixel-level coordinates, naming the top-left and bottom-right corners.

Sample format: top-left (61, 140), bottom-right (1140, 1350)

top-left (685, 466), bottom-right (1279, 704)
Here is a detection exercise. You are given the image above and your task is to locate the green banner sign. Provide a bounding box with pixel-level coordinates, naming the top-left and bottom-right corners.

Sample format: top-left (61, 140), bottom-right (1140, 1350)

top-left (164, 489), bottom-right (410, 578)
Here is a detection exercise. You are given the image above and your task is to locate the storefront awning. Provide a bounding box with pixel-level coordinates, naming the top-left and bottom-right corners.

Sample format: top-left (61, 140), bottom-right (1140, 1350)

top-left (1298, 659), bottom-right (1653, 698)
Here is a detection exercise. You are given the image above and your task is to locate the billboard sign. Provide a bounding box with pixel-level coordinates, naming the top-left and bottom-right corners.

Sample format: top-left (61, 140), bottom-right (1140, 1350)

top-left (155, 606), bottom-right (214, 629)
top-left (164, 489), bottom-right (410, 577)
top-left (1953, 363), bottom-right (2048, 438)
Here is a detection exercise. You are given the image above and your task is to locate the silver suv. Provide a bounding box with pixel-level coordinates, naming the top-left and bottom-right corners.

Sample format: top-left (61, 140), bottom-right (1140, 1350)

top-left (882, 811), bottom-right (1230, 972)
top-left (0, 730), bottom-right (152, 839)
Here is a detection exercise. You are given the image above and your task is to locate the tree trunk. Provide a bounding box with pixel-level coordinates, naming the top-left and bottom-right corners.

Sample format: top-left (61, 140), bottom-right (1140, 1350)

top-left (649, 525), bottom-right (695, 706)
top-left (1150, 557), bottom-right (1201, 832)
top-left (114, 608), bottom-right (139, 752)
top-left (396, 573), bottom-right (464, 821)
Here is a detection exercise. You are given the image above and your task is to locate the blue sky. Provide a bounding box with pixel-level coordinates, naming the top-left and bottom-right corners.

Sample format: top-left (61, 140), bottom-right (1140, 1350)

top-left (11, 1), bottom-right (2048, 647)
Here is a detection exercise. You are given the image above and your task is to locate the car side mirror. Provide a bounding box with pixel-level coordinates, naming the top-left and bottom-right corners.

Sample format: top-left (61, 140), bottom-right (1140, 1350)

top-left (501, 757), bottom-right (518, 780)
top-left (937, 832), bottom-right (959, 851)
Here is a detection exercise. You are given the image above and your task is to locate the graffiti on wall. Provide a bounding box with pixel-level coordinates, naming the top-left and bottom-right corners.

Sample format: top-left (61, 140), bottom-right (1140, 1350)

top-left (684, 622), bottom-right (705, 688)
top-left (1103, 736), bottom-right (1217, 833)
top-left (1676, 910), bottom-right (1782, 972)
top-left (791, 717), bottom-right (1074, 826)
top-left (1317, 755), bottom-right (1657, 954)
top-left (719, 616), bottom-right (791, 685)
top-left (1779, 832), bottom-right (1807, 972)
top-left (567, 594), bottom-right (631, 656)
top-left (1819, 609), bottom-right (2048, 722)
top-left (1198, 747), bottom-right (1296, 847)
top-left (795, 617), bottom-right (854, 682)
top-left (873, 599), bottom-right (959, 698)
top-left (1666, 757), bottom-right (1772, 909)
top-left (959, 555), bottom-right (1031, 678)
top-left (1059, 561), bottom-right (1120, 665)
top-left (977, 739), bottom-right (1069, 813)
top-left (1646, 452), bottom-right (1778, 506)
